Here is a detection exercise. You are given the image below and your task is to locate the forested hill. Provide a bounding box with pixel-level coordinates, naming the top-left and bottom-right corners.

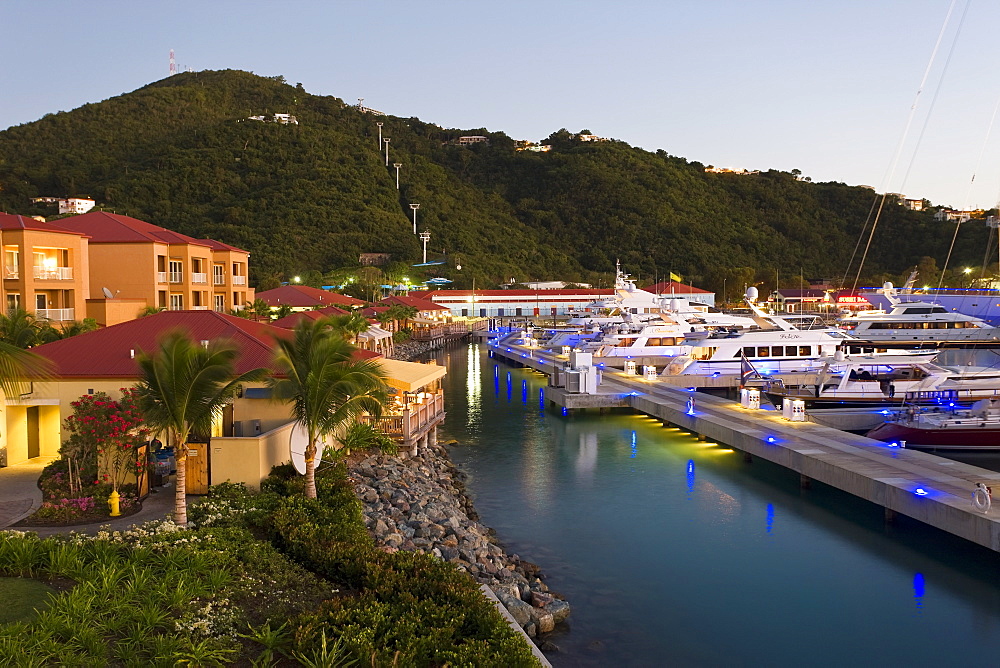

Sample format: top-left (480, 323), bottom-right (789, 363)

top-left (0, 69), bottom-right (988, 291)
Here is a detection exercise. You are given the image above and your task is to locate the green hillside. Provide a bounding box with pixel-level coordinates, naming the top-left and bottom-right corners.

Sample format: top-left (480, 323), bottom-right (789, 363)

top-left (0, 69), bottom-right (990, 292)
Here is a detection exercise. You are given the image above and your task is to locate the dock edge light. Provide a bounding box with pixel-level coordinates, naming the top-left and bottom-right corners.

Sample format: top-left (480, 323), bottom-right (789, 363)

top-left (766, 436), bottom-right (777, 444)
top-left (915, 488), bottom-right (928, 496)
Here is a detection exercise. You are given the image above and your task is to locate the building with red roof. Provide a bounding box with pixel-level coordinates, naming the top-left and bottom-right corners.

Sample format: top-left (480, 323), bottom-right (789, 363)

top-left (52, 211), bottom-right (253, 324)
top-left (0, 310), bottom-right (407, 480)
top-left (0, 213), bottom-right (91, 323)
top-left (271, 306), bottom-right (350, 328)
top-left (256, 285), bottom-right (366, 310)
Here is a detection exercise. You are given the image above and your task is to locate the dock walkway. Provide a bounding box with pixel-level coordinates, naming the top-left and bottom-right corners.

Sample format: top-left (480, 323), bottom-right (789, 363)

top-left (490, 340), bottom-right (1000, 553)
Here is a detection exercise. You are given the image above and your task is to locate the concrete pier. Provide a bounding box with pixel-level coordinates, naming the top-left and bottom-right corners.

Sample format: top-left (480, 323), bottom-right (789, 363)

top-left (490, 339), bottom-right (1000, 553)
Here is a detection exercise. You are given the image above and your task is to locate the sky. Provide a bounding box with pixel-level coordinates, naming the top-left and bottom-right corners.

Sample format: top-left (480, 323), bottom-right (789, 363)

top-left (5, 0), bottom-right (1000, 208)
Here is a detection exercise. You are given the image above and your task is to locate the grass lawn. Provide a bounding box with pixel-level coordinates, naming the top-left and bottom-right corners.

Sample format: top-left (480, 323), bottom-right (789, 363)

top-left (0, 577), bottom-right (57, 624)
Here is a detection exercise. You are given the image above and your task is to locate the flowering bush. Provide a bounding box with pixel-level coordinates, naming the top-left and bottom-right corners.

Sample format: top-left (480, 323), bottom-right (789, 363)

top-left (61, 389), bottom-right (151, 494)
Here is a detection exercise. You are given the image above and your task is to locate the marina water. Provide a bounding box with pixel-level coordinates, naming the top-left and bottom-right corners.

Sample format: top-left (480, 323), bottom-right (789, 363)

top-left (432, 344), bottom-right (1000, 666)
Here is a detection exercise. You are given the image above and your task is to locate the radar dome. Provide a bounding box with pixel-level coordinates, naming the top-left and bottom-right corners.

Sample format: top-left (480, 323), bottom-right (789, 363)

top-left (883, 281), bottom-right (894, 291)
top-left (745, 286), bottom-right (759, 302)
top-left (669, 298), bottom-right (682, 311)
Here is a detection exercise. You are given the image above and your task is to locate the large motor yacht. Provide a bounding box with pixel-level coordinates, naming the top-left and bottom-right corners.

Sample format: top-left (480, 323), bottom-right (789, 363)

top-left (842, 280), bottom-right (1000, 343)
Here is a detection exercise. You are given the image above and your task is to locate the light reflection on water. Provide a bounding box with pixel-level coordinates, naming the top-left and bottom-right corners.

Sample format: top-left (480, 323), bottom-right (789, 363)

top-left (434, 345), bottom-right (1000, 667)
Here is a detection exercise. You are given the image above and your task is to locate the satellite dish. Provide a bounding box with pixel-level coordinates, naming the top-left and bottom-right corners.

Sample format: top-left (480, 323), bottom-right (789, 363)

top-left (289, 423), bottom-right (326, 474)
top-left (102, 287), bottom-right (118, 299)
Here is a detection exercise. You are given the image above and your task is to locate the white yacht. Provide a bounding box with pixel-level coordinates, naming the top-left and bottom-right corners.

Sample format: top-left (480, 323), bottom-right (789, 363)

top-left (762, 355), bottom-right (1000, 410)
top-left (841, 280), bottom-right (1000, 343)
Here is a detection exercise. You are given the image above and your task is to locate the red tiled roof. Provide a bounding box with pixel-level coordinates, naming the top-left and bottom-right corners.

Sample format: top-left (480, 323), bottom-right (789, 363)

top-left (256, 285), bottom-right (366, 308)
top-left (271, 306), bottom-right (349, 328)
top-left (53, 211), bottom-right (213, 247)
top-left (31, 311), bottom-right (293, 378)
top-left (645, 281), bottom-right (711, 294)
top-left (197, 238), bottom-right (249, 253)
top-left (380, 295), bottom-right (449, 311)
top-left (410, 289), bottom-right (615, 298)
top-left (0, 213), bottom-right (89, 237)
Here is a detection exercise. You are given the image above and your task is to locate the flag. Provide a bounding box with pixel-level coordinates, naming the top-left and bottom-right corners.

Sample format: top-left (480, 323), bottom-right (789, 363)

top-left (740, 351), bottom-right (759, 388)
top-left (669, 272), bottom-right (682, 283)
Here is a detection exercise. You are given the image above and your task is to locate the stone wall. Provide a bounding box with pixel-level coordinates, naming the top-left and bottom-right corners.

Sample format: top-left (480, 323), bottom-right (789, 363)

top-left (349, 442), bottom-right (570, 640)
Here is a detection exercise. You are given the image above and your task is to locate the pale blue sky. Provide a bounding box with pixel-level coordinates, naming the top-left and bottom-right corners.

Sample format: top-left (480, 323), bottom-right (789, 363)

top-left (4, 1), bottom-right (1000, 208)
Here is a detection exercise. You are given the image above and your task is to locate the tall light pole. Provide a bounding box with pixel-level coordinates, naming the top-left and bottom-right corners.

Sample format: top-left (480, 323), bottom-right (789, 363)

top-left (376, 121), bottom-right (383, 150)
top-left (393, 162), bottom-right (402, 189)
top-left (409, 203), bottom-right (420, 235)
top-left (383, 138), bottom-right (391, 166)
top-left (419, 231), bottom-right (431, 265)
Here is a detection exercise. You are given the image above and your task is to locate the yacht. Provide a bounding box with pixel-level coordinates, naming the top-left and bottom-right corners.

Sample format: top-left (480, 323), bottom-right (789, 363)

top-left (762, 355), bottom-right (1000, 410)
top-left (842, 280), bottom-right (1000, 343)
top-left (866, 397), bottom-right (1000, 449)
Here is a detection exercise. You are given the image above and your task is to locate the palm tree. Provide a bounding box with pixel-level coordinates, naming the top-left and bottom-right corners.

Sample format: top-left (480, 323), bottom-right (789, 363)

top-left (0, 308), bottom-right (43, 348)
top-left (268, 319), bottom-right (388, 499)
top-left (133, 331), bottom-right (266, 525)
top-left (137, 305), bottom-right (166, 318)
top-left (327, 312), bottom-right (371, 345)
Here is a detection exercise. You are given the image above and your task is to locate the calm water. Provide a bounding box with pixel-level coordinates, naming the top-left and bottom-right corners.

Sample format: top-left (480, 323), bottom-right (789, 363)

top-left (431, 344), bottom-right (1000, 667)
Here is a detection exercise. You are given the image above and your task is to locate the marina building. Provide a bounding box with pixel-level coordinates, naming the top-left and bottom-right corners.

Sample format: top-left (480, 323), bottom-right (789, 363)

top-left (255, 284), bottom-right (366, 311)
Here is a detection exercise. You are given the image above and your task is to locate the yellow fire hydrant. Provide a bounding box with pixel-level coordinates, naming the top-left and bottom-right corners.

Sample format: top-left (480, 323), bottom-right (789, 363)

top-left (108, 490), bottom-right (121, 517)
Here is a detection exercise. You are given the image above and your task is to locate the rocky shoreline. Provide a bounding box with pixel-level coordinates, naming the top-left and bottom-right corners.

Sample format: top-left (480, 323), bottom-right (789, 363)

top-left (348, 442), bottom-right (570, 640)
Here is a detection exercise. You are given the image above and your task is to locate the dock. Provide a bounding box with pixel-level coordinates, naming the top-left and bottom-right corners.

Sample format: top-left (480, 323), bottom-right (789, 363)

top-left (489, 339), bottom-right (1000, 553)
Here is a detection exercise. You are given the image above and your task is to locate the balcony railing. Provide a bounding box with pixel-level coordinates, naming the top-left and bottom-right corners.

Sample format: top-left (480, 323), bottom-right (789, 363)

top-left (232, 275), bottom-right (247, 286)
top-left (191, 272), bottom-right (208, 284)
top-left (191, 305), bottom-right (211, 310)
top-left (359, 392), bottom-right (445, 443)
top-left (213, 274), bottom-right (225, 286)
top-left (411, 323), bottom-right (469, 341)
top-left (4, 267), bottom-right (17, 280)
top-left (37, 308), bottom-right (74, 321)
top-left (168, 271), bottom-right (183, 283)
top-left (33, 266), bottom-right (73, 280)
top-left (156, 271), bottom-right (168, 283)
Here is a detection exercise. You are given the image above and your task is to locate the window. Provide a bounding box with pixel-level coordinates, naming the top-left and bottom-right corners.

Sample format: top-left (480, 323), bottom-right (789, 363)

top-left (757, 347), bottom-right (770, 357)
top-left (4, 250), bottom-right (17, 279)
top-left (515, 308), bottom-right (522, 316)
top-left (461, 308), bottom-right (468, 316)
top-left (213, 264), bottom-right (225, 285)
top-left (169, 294), bottom-right (183, 310)
top-left (168, 260), bottom-right (183, 283)
top-left (35, 294), bottom-right (46, 310)
top-left (498, 308), bottom-right (505, 317)
top-left (214, 294), bottom-right (225, 312)
top-left (798, 346), bottom-right (810, 356)
top-left (6, 294), bottom-right (19, 312)
top-left (480, 308), bottom-right (486, 317)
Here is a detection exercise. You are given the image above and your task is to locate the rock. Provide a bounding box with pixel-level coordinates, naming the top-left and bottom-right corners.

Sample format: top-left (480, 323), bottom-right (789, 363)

top-left (524, 623), bottom-right (537, 637)
top-left (547, 600), bottom-right (571, 624)
top-left (530, 591), bottom-right (554, 608)
top-left (535, 611), bottom-right (555, 634)
top-left (373, 519), bottom-right (389, 536)
top-left (538, 640), bottom-right (560, 652)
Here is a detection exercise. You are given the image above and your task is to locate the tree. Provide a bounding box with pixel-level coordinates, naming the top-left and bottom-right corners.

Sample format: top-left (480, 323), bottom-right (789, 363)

top-left (0, 308), bottom-right (43, 348)
top-left (268, 319), bottom-right (388, 498)
top-left (273, 303), bottom-right (294, 320)
top-left (133, 331), bottom-right (266, 525)
top-left (138, 306), bottom-right (166, 318)
top-left (327, 312), bottom-right (371, 344)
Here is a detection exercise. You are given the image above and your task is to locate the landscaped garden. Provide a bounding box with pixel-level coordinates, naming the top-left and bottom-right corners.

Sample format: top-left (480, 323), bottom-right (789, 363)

top-left (0, 464), bottom-right (540, 666)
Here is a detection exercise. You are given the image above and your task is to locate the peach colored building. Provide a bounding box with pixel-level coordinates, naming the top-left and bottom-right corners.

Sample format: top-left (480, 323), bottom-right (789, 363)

top-left (54, 212), bottom-right (253, 324)
top-left (0, 214), bottom-right (90, 322)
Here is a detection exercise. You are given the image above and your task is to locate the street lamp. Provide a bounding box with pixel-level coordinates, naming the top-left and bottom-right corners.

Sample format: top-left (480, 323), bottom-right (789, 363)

top-left (376, 122), bottom-right (383, 150)
top-left (419, 231), bottom-right (431, 265)
top-left (393, 162), bottom-right (402, 189)
top-left (409, 203), bottom-right (420, 234)
top-left (964, 267), bottom-right (973, 288)
top-left (383, 138), bottom-right (391, 166)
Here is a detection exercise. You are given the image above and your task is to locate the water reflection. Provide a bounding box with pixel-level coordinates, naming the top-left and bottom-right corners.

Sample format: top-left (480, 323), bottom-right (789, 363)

top-left (436, 344), bottom-right (1000, 666)
top-left (466, 347), bottom-right (481, 430)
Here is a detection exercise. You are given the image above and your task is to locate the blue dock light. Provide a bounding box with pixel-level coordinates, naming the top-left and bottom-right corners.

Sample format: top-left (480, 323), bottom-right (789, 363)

top-left (686, 387), bottom-right (696, 392)
top-left (915, 488), bottom-right (928, 496)
top-left (561, 407), bottom-right (568, 416)
top-left (711, 372), bottom-right (721, 378)
top-left (766, 436), bottom-right (777, 444)
top-left (880, 410), bottom-right (890, 415)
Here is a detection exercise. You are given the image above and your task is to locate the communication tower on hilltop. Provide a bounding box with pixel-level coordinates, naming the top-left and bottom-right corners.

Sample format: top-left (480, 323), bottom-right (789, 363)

top-left (169, 49), bottom-right (177, 76)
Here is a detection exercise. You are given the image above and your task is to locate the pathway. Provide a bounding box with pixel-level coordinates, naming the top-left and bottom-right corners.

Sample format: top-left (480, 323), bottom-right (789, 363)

top-left (0, 456), bottom-right (55, 528)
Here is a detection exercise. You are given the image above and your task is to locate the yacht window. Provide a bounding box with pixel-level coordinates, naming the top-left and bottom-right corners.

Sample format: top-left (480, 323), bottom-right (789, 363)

top-left (743, 346), bottom-right (755, 357)
top-left (757, 347), bottom-right (770, 357)
top-left (798, 346), bottom-right (811, 356)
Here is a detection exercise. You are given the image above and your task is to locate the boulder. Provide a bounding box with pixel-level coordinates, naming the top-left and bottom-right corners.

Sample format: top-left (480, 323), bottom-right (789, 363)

top-left (547, 600), bottom-right (571, 624)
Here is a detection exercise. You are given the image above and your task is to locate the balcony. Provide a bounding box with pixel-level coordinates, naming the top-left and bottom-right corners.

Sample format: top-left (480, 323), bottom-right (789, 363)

top-left (37, 308), bottom-right (74, 321)
top-left (191, 272), bottom-right (208, 284)
top-left (4, 267), bottom-right (17, 280)
top-left (359, 391), bottom-right (445, 446)
top-left (213, 274), bottom-right (225, 286)
top-left (157, 271), bottom-right (168, 283)
top-left (232, 275), bottom-right (247, 286)
top-left (168, 272), bottom-right (183, 283)
top-left (33, 266), bottom-right (73, 280)
top-left (191, 305), bottom-right (211, 310)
